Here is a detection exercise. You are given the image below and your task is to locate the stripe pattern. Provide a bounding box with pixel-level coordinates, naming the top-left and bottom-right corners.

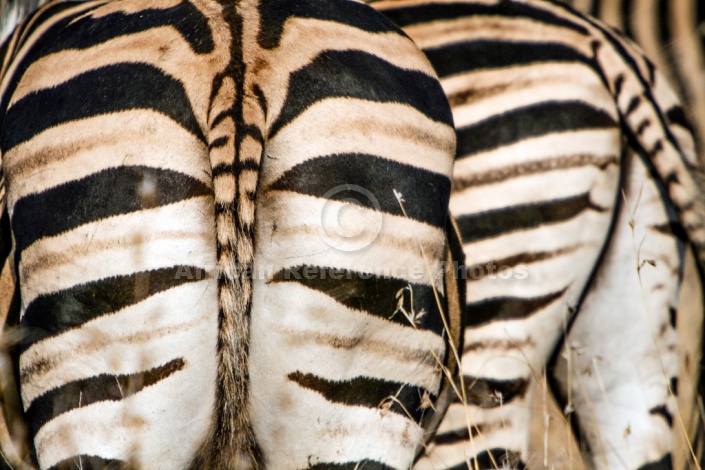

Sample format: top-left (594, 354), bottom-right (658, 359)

top-left (367, 0), bottom-right (705, 468)
top-left (0, 0), bottom-right (458, 468)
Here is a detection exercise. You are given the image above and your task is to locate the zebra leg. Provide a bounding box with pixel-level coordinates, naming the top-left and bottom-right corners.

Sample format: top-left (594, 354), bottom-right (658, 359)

top-left (552, 146), bottom-right (691, 469)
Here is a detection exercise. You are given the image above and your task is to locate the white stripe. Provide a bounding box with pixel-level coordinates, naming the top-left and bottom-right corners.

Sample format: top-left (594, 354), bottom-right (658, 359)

top-left (450, 164), bottom-right (613, 215)
top-left (452, 129), bottom-right (619, 176)
top-left (21, 280), bottom-right (217, 404)
top-left (255, 191), bottom-right (446, 287)
top-left (19, 197), bottom-right (215, 307)
top-left (4, 111), bottom-right (210, 206)
top-left (263, 98), bottom-right (454, 187)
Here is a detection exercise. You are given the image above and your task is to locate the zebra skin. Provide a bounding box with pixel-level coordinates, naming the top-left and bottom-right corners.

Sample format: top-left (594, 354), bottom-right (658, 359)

top-left (366, 0), bottom-right (705, 468)
top-left (0, 0), bottom-right (463, 468)
top-left (558, 0), bottom-right (705, 166)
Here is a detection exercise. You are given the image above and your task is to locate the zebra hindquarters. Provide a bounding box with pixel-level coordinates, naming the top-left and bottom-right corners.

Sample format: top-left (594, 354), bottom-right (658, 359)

top-left (552, 146), bottom-right (700, 470)
top-left (243, 1), bottom-right (457, 467)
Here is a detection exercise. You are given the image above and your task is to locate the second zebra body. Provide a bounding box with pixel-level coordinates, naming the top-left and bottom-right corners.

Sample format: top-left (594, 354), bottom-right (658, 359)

top-left (368, 0), bottom-right (705, 468)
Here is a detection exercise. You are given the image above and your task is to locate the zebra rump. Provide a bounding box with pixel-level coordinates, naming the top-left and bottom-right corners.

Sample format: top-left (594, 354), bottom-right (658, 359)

top-left (0, 0), bottom-right (461, 468)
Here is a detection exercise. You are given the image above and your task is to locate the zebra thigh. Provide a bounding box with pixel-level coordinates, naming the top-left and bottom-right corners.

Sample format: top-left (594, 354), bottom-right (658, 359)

top-left (416, 112), bottom-right (622, 468)
top-left (4, 97), bottom-right (219, 470)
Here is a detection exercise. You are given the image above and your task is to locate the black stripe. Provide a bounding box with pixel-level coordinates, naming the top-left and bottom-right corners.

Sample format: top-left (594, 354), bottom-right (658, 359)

top-left (637, 454), bottom-right (672, 470)
top-left (20, 266), bottom-right (207, 355)
top-left (209, 136), bottom-right (229, 150)
top-left (380, 1), bottom-right (589, 35)
top-left (614, 74), bottom-right (625, 97)
top-left (48, 455), bottom-right (128, 470)
top-left (268, 50), bottom-right (453, 137)
top-left (465, 289), bottom-right (566, 328)
top-left (0, 209), bottom-right (11, 268)
top-left (268, 153), bottom-right (450, 228)
top-left (209, 108), bottom-right (233, 130)
top-left (466, 247), bottom-right (578, 277)
top-left (12, 166), bottom-right (210, 256)
top-left (36, 0), bottom-right (214, 58)
top-left (460, 376), bottom-right (529, 408)
top-left (424, 41), bottom-right (590, 79)
top-left (652, 221), bottom-right (689, 243)
top-left (308, 461), bottom-right (393, 470)
top-left (257, 0), bottom-right (396, 49)
top-left (456, 193), bottom-right (606, 244)
top-left (25, 358), bottom-right (185, 440)
top-left (665, 106), bottom-right (694, 133)
top-left (456, 100), bottom-right (617, 158)
top-left (624, 96), bottom-right (641, 116)
top-left (448, 449), bottom-right (525, 470)
top-left (636, 118), bottom-right (651, 135)
top-left (271, 266), bottom-right (444, 336)
top-left (212, 159), bottom-right (261, 178)
top-left (288, 371), bottom-right (431, 423)
top-left (14, 1), bottom-right (99, 51)
top-left (621, 0), bottom-right (634, 39)
top-left (645, 57), bottom-right (657, 86)
top-left (0, 2), bottom-right (98, 122)
top-left (434, 425), bottom-right (480, 446)
top-left (3, 63), bottom-right (205, 151)
top-left (649, 404), bottom-right (674, 428)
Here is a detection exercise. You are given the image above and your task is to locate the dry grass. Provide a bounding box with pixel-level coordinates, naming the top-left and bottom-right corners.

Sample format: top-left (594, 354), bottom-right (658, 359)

top-left (527, 378), bottom-right (585, 470)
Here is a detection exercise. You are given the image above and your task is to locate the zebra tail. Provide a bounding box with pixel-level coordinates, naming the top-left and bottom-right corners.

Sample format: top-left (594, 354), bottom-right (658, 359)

top-left (187, 90), bottom-right (259, 470)
top-left (186, 121), bottom-right (260, 468)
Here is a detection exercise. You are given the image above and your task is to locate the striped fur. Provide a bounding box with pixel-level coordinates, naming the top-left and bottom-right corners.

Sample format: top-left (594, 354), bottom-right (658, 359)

top-left (0, 0), bottom-right (459, 468)
top-left (367, 0), bottom-right (705, 468)
top-left (559, 0), bottom-right (705, 166)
